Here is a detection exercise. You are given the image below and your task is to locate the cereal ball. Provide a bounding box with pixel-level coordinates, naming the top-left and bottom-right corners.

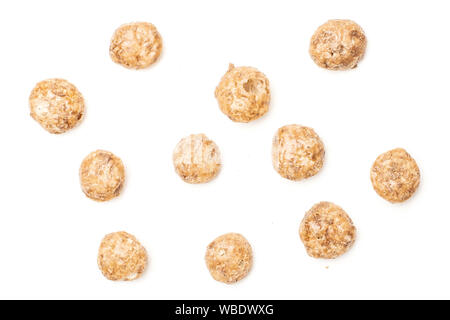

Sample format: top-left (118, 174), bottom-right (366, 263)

top-left (205, 233), bottom-right (253, 284)
top-left (370, 148), bottom-right (420, 203)
top-left (310, 19), bottom-right (366, 70)
top-left (299, 202), bottom-right (356, 259)
top-left (215, 64), bottom-right (270, 123)
top-left (173, 134), bottom-right (221, 184)
top-left (79, 150), bottom-right (125, 201)
top-left (29, 78), bottom-right (85, 134)
top-left (272, 124), bottom-right (325, 181)
top-left (98, 231), bottom-right (147, 281)
top-left (110, 22), bottom-right (162, 69)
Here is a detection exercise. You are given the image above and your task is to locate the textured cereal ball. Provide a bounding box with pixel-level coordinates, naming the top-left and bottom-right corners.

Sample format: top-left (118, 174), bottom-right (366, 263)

top-left (110, 22), bottom-right (162, 69)
top-left (173, 134), bottom-right (221, 184)
top-left (299, 202), bottom-right (356, 259)
top-left (98, 231), bottom-right (147, 281)
top-left (29, 78), bottom-right (85, 134)
top-left (215, 64), bottom-right (270, 123)
top-left (310, 19), bottom-right (366, 70)
top-left (205, 233), bottom-right (253, 284)
top-left (272, 124), bottom-right (325, 181)
top-left (79, 150), bottom-right (125, 201)
top-left (370, 148), bottom-right (420, 203)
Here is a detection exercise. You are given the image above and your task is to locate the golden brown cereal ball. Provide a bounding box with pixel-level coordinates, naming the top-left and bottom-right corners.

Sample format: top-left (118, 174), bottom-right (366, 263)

top-left (272, 124), bottom-right (325, 181)
top-left (299, 202), bottom-right (356, 259)
top-left (310, 19), bottom-right (367, 70)
top-left (29, 78), bottom-right (85, 134)
top-left (215, 64), bottom-right (270, 123)
top-left (370, 148), bottom-right (420, 203)
top-left (98, 231), bottom-right (147, 281)
top-left (110, 22), bottom-right (163, 69)
top-left (79, 150), bottom-right (125, 201)
top-left (173, 134), bottom-right (221, 184)
top-left (205, 233), bottom-right (253, 284)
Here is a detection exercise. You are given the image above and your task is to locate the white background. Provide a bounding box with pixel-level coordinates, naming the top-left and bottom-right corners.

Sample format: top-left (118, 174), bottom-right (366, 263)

top-left (0, 0), bottom-right (448, 299)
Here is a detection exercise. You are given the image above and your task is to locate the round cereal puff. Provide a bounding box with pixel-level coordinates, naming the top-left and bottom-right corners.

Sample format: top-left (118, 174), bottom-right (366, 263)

top-left (98, 231), bottom-right (147, 281)
top-left (272, 124), bottom-right (325, 181)
top-left (110, 22), bottom-right (162, 69)
top-left (80, 150), bottom-right (125, 201)
top-left (299, 202), bottom-right (356, 259)
top-left (205, 233), bottom-right (253, 284)
top-left (370, 148), bottom-right (420, 203)
top-left (310, 19), bottom-right (366, 70)
top-left (215, 64), bottom-right (270, 122)
top-left (173, 134), bottom-right (221, 184)
top-left (29, 78), bottom-right (85, 134)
